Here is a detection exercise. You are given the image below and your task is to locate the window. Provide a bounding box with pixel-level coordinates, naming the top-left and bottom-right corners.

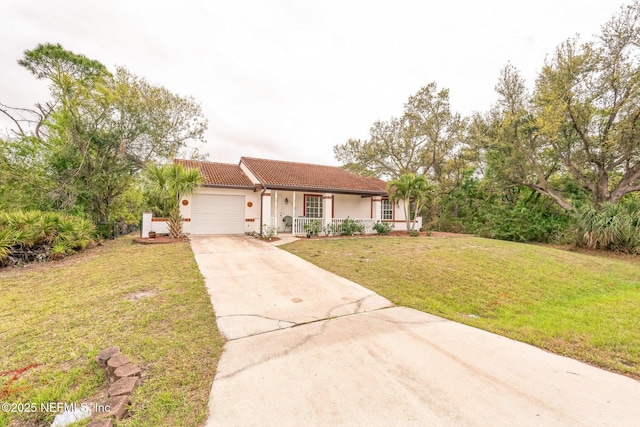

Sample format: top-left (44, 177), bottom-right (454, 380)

top-left (305, 195), bottom-right (323, 218)
top-left (381, 199), bottom-right (393, 220)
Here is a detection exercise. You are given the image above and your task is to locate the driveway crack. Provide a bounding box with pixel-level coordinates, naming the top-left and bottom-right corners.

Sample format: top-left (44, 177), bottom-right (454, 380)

top-left (215, 317), bottom-right (332, 381)
top-left (217, 313), bottom-right (298, 324)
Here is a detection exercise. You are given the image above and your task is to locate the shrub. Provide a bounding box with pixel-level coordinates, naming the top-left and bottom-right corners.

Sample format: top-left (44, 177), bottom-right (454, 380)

top-left (0, 210), bottom-right (96, 266)
top-left (262, 224), bottom-right (276, 240)
top-left (0, 228), bottom-right (15, 262)
top-left (408, 230), bottom-right (420, 237)
top-left (324, 223), bottom-right (341, 236)
top-left (574, 201), bottom-right (640, 253)
top-left (303, 220), bottom-right (322, 237)
top-left (373, 221), bottom-right (394, 235)
top-left (340, 217), bottom-right (365, 236)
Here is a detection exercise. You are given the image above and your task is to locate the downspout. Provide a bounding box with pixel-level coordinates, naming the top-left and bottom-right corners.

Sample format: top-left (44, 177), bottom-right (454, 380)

top-left (259, 187), bottom-right (266, 236)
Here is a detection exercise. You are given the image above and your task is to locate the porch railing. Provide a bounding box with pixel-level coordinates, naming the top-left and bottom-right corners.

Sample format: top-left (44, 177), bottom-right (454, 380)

top-left (280, 217), bottom-right (422, 236)
top-left (291, 217), bottom-right (381, 236)
top-left (293, 217), bottom-right (324, 235)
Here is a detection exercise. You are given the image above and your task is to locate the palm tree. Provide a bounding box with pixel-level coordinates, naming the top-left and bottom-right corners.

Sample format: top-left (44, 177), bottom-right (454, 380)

top-left (387, 173), bottom-right (432, 232)
top-left (146, 163), bottom-right (202, 238)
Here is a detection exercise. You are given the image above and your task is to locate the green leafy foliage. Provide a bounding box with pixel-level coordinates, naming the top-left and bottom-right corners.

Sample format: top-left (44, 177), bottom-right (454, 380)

top-left (574, 201), bottom-right (640, 253)
top-left (262, 224), bottom-right (277, 240)
top-left (0, 210), bottom-right (95, 266)
top-left (144, 163), bottom-right (202, 238)
top-left (339, 217), bottom-right (365, 236)
top-left (373, 221), bottom-right (394, 235)
top-left (473, 3), bottom-right (640, 211)
top-left (1, 43), bottom-right (208, 224)
top-left (0, 228), bottom-right (16, 261)
top-left (0, 136), bottom-right (56, 212)
top-left (436, 172), bottom-right (570, 243)
top-left (480, 203), bottom-right (569, 243)
top-left (303, 220), bottom-right (321, 237)
top-left (323, 223), bottom-right (341, 236)
top-left (334, 82), bottom-right (466, 181)
top-left (387, 173), bottom-right (433, 232)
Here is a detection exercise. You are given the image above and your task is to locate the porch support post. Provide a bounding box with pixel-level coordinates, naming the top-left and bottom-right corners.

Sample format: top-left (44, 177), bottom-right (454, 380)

top-left (261, 189), bottom-right (271, 235)
top-left (292, 192), bottom-right (296, 217)
top-left (372, 196), bottom-right (382, 221)
top-left (274, 190), bottom-right (278, 231)
top-left (292, 192), bottom-right (297, 234)
top-left (323, 193), bottom-right (333, 231)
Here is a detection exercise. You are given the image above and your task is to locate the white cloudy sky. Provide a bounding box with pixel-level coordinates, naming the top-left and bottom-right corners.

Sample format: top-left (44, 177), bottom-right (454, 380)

top-left (0, 0), bottom-right (627, 166)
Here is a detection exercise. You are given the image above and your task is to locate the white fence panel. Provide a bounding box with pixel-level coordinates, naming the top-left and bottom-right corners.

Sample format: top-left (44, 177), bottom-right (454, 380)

top-left (293, 218), bottom-right (324, 235)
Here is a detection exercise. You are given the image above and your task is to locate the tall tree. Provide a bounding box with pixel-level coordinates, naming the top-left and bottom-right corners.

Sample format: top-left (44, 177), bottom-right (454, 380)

top-left (1, 43), bottom-right (207, 222)
top-left (0, 135), bottom-right (52, 211)
top-left (479, 2), bottom-right (640, 210)
top-left (473, 65), bottom-right (578, 211)
top-left (334, 83), bottom-right (466, 182)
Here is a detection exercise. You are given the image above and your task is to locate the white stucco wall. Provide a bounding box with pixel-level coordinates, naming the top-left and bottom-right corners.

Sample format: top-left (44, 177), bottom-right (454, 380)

top-left (333, 194), bottom-right (372, 218)
top-left (390, 199), bottom-right (423, 230)
top-left (174, 187), bottom-right (422, 235)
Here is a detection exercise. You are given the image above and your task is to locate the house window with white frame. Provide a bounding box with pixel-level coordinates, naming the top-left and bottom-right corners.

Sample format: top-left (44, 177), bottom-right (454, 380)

top-left (381, 199), bottom-right (393, 220)
top-left (305, 195), bottom-right (323, 218)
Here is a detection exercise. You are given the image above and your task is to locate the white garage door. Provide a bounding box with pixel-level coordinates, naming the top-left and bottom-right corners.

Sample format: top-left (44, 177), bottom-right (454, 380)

top-left (191, 194), bottom-right (245, 235)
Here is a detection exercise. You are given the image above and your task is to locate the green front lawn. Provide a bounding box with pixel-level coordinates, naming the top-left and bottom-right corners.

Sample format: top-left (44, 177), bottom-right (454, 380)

top-left (0, 236), bottom-right (224, 426)
top-left (282, 236), bottom-right (640, 378)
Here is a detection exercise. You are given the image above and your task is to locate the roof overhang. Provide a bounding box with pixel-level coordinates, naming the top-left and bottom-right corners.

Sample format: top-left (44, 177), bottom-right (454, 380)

top-left (264, 184), bottom-right (386, 196)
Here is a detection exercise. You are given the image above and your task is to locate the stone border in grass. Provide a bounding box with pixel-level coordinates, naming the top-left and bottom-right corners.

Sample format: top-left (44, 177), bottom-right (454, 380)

top-left (86, 346), bottom-right (144, 426)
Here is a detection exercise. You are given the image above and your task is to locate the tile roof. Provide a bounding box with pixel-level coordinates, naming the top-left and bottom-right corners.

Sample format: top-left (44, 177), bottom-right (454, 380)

top-left (174, 159), bottom-right (255, 189)
top-left (173, 157), bottom-right (388, 195)
top-left (240, 157), bottom-right (387, 194)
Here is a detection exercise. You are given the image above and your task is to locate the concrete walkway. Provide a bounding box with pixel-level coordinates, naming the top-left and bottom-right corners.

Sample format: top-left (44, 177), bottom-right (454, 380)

top-left (192, 236), bottom-right (640, 427)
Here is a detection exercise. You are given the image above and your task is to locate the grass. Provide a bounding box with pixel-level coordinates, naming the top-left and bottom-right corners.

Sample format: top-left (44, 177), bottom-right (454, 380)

top-left (282, 236), bottom-right (640, 378)
top-left (0, 236), bottom-right (224, 427)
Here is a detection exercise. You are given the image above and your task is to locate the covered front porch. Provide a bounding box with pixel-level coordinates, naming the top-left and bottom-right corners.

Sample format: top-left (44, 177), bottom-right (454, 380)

top-left (261, 189), bottom-right (421, 236)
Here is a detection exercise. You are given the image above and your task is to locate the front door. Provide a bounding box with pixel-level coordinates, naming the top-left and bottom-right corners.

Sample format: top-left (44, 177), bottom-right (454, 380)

top-left (276, 192), bottom-right (294, 232)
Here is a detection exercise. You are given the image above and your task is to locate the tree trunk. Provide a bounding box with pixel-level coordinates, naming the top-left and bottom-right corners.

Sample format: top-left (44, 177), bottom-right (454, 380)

top-left (168, 207), bottom-right (183, 238)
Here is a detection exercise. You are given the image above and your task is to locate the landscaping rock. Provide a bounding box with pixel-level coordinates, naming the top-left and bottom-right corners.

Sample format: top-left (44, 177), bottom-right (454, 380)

top-left (108, 376), bottom-right (139, 397)
top-left (113, 363), bottom-right (142, 380)
top-left (94, 395), bottom-right (129, 421)
top-left (87, 419), bottom-right (113, 427)
top-left (106, 354), bottom-right (131, 371)
top-left (96, 346), bottom-right (120, 367)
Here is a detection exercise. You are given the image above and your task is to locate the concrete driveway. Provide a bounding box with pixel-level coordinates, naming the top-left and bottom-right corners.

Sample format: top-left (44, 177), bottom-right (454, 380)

top-left (192, 236), bottom-right (640, 427)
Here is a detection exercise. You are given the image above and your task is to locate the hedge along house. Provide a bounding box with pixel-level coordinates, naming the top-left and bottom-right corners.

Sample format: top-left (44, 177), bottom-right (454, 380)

top-left (156, 157), bottom-right (421, 236)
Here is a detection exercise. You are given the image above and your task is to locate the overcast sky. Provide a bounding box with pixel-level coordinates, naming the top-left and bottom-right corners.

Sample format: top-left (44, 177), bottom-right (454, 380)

top-left (0, 0), bottom-right (628, 166)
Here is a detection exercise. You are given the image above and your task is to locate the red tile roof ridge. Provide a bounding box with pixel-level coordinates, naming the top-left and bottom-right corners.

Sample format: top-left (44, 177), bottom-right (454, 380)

top-left (240, 156), bottom-right (387, 193)
top-left (174, 158), bottom-right (236, 167)
top-left (240, 156), bottom-right (342, 168)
